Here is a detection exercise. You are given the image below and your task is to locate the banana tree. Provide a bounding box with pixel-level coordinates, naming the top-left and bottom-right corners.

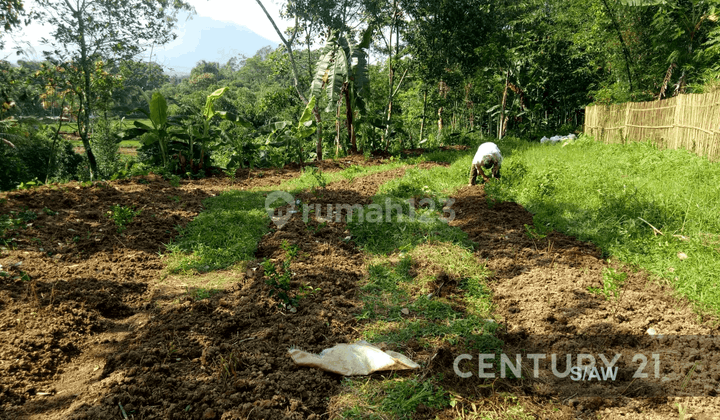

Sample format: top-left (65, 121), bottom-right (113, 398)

top-left (310, 26), bottom-right (373, 154)
top-left (262, 95), bottom-right (317, 165)
top-left (123, 91), bottom-right (174, 168)
top-left (179, 87), bottom-right (230, 173)
top-left (215, 110), bottom-right (256, 170)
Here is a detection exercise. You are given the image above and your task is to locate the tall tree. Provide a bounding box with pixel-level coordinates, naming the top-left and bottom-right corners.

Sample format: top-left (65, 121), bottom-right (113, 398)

top-left (0, 0), bottom-right (31, 50)
top-left (111, 60), bottom-right (170, 113)
top-left (256, 0), bottom-right (326, 160)
top-left (629, 0), bottom-right (720, 97)
top-left (35, 0), bottom-right (194, 178)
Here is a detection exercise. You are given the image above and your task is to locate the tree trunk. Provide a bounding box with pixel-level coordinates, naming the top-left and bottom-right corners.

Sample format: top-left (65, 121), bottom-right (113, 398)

top-left (465, 82), bottom-right (474, 130)
top-left (383, 71), bottom-right (394, 151)
top-left (46, 97), bottom-right (68, 183)
top-left (600, 0), bottom-right (634, 92)
top-left (499, 69), bottom-right (509, 139)
top-left (419, 89), bottom-right (427, 145)
top-left (343, 82), bottom-right (356, 153)
top-left (383, 67), bottom-right (408, 152)
top-left (314, 107), bottom-right (322, 161)
top-left (334, 95), bottom-right (342, 157)
top-left (438, 107), bottom-right (443, 135)
top-left (382, 0), bottom-right (397, 152)
top-left (77, 13), bottom-right (99, 179)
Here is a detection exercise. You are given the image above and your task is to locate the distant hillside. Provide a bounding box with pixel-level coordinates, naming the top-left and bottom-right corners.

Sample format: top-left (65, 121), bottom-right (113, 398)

top-left (146, 13), bottom-right (280, 76)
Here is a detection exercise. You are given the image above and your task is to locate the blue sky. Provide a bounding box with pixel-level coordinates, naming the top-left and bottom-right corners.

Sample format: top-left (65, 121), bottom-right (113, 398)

top-left (134, 12), bottom-right (282, 75)
top-left (0, 0), bottom-right (293, 74)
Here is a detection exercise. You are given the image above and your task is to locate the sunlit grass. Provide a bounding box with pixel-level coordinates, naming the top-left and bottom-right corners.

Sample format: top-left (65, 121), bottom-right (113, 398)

top-left (485, 136), bottom-right (720, 315)
top-left (164, 190), bottom-right (269, 273)
top-left (339, 172), bottom-right (502, 419)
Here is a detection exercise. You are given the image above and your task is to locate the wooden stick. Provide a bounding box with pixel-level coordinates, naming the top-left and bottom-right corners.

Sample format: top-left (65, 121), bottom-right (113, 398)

top-left (638, 217), bottom-right (663, 236)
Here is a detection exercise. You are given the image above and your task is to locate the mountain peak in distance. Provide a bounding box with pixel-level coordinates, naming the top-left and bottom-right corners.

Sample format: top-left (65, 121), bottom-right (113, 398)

top-left (147, 13), bottom-right (280, 76)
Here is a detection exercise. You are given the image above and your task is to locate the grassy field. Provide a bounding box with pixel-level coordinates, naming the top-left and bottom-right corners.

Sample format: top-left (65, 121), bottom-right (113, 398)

top-left (156, 137), bottom-right (719, 418)
top-left (486, 135), bottom-right (720, 315)
top-left (48, 117), bottom-right (148, 149)
top-left (49, 117), bottom-right (151, 133)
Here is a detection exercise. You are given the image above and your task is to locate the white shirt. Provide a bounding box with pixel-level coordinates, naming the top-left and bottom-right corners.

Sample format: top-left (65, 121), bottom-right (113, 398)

top-left (472, 142), bottom-right (503, 166)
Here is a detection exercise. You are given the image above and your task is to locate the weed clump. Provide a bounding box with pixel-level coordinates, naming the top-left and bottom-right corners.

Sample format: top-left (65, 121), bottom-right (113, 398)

top-left (108, 204), bottom-right (141, 233)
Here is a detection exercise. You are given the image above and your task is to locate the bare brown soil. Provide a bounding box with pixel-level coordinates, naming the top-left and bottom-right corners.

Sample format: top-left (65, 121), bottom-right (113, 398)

top-left (1, 156), bottom-right (718, 420)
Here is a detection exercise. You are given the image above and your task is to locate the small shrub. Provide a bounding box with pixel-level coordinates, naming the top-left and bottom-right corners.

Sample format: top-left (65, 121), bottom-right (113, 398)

top-left (588, 267), bottom-right (627, 302)
top-left (263, 240), bottom-right (303, 308)
top-left (108, 204), bottom-right (141, 233)
top-left (91, 117), bottom-right (125, 178)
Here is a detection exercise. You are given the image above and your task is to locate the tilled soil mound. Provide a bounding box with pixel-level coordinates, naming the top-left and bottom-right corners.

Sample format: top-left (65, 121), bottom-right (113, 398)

top-left (0, 162), bottom-right (413, 420)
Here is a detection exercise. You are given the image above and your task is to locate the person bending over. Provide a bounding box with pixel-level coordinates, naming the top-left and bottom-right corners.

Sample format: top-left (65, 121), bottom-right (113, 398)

top-left (469, 142), bottom-right (502, 185)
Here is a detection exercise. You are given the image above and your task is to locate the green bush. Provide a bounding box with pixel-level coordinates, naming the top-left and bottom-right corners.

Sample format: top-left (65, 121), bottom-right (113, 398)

top-left (92, 117), bottom-right (124, 178)
top-left (0, 122), bottom-right (83, 191)
top-left (136, 137), bottom-right (213, 176)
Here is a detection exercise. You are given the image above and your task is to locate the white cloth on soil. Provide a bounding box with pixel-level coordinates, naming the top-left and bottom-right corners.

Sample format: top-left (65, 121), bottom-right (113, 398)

top-left (288, 341), bottom-right (419, 376)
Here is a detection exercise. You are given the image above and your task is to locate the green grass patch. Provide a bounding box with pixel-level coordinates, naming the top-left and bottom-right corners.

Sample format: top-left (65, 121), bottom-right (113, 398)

top-left (376, 158), bottom-right (472, 199)
top-left (357, 254), bottom-right (499, 352)
top-left (348, 163), bottom-right (498, 350)
top-left (165, 190), bottom-right (270, 273)
top-left (346, 158), bottom-right (480, 255)
top-left (410, 243), bottom-right (494, 317)
top-left (185, 286), bottom-right (222, 301)
top-left (336, 159), bottom-right (504, 419)
top-left (347, 195), bottom-right (475, 255)
top-left (70, 139), bottom-right (141, 148)
top-left (338, 248), bottom-right (499, 419)
top-left (416, 148), bottom-right (469, 164)
top-left (485, 135), bottom-right (720, 314)
top-left (118, 140), bottom-right (141, 148)
top-left (261, 149), bottom-right (465, 193)
top-left (336, 375), bottom-right (451, 420)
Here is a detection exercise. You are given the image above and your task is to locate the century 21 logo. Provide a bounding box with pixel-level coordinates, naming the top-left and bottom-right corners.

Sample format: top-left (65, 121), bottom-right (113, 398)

top-left (453, 353), bottom-right (661, 381)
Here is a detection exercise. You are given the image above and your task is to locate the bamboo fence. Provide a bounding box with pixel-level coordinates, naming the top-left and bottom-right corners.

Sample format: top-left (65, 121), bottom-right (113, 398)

top-left (584, 91), bottom-right (720, 161)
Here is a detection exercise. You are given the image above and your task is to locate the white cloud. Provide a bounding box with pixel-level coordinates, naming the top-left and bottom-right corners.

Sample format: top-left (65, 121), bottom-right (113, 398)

top-left (1, 0), bottom-right (293, 62)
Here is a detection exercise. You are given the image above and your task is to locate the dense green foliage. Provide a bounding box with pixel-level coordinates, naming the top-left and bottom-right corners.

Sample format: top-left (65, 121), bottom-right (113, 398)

top-left (0, 119), bottom-right (82, 190)
top-left (0, 0), bottom-right (718, 190)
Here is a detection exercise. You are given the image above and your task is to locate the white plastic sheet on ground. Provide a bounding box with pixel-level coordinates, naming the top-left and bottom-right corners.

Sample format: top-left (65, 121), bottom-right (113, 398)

top-left (540, 133), bottom-right (577, 144)
top-left (288, 341), bottom-right (420, 376)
